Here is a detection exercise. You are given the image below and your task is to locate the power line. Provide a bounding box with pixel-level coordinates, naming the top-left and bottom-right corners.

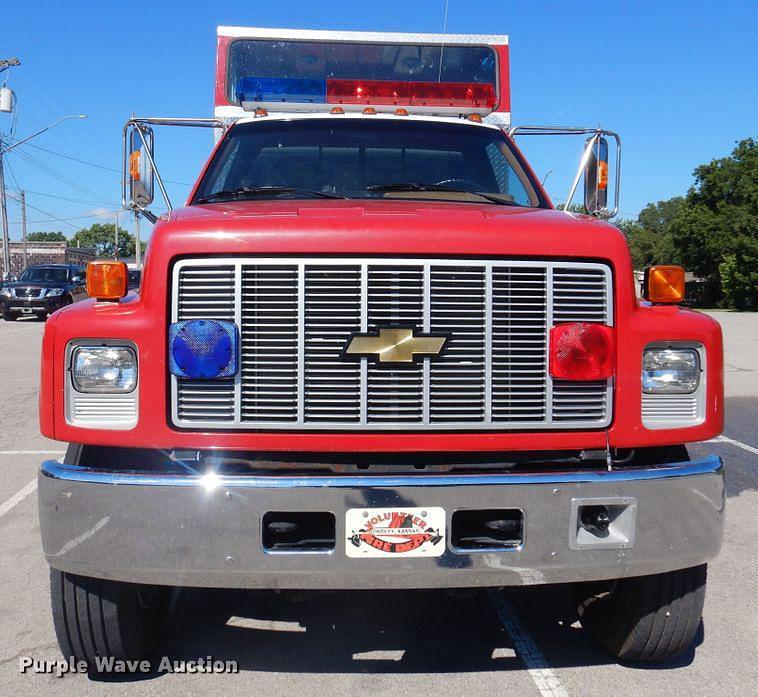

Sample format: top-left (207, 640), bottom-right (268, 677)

top-left (24, 142), bottom-right (121, 173)
top-left (8, 147), bottom-right (115, 205)
top-left (5, 191), bottom-right (120, 229)
top-left (22, 142), bottom-right (192, 186)
top-left (11, 188), bottom-right (117, 207)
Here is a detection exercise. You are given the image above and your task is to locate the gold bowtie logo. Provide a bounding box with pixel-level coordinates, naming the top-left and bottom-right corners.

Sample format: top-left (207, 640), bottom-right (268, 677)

top-left (344, 327), bottom-right (447, 364)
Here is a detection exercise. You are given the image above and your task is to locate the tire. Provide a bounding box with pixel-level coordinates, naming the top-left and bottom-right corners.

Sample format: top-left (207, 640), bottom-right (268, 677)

top-left (50, 568), bottom-right (170, 668)
top-left (577, 564), bottom-right (707, 662)
top-left (2, 312), bottom-right (17, 321)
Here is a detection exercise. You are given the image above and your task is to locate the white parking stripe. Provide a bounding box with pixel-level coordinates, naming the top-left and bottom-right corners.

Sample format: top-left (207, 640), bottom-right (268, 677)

top-left (487, 589), bottom-right (570, 697)
top-left (0, 478), bottom-right (37, 519)
top-left (707, 435), bottom-right (758, 455)
top-left (0, 450), bottom-right (65, 455)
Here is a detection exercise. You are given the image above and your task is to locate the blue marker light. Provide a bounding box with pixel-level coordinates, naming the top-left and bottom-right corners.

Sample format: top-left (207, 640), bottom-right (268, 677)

top-left (169, 320), bottom-right (239, 380)
top-left (236, 77), bottom-right (327, 104)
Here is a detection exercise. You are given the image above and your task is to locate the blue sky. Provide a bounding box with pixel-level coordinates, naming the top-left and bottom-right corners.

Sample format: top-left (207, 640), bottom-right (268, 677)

top-left (2, 0), bottom-right (755, 240)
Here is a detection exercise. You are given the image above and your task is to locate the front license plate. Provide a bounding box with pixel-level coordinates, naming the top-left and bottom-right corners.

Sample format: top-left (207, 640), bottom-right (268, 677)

top-left (21, 308), bottom-right (33, 314)
top-left (346, 507), bottom-right (446, 558)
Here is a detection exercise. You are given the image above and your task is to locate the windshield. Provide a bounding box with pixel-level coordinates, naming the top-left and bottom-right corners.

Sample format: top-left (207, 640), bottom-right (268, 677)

top-left (18, 267), bottom-right (68, 283)
top-left (192, 119), bottom-right (545, 208)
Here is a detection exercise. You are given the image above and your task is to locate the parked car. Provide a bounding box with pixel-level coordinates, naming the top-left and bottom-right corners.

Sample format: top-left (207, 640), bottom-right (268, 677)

top-left (0, 264), bottom-right (87, 321)
top-left (128, 269), bottom-right (142, 290)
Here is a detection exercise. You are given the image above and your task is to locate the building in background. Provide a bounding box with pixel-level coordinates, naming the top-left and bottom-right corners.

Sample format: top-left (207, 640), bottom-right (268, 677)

top-left (0, 241), bottom-right (95, 279)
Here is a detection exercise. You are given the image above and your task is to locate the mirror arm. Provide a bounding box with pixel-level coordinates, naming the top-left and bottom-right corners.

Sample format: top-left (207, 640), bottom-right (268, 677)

top-left (509, 126), bottom-right (622, 218)
top-left (139, 209), bottom-right (158, 224)
top-left (122, 117), bottom-right (229, 220)
top-left (564, 133), bottom-right (599, 213)
top-left (135, 124), bottom-right (172, 212)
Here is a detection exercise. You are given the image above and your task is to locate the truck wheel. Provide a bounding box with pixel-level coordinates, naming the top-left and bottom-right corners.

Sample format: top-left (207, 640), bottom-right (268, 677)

top-left (2, 312), bottom-right (17, 321)
top-left (577, 564), bottom-right (707, 662)
top-left (50, 568), bottom-right (170, 667)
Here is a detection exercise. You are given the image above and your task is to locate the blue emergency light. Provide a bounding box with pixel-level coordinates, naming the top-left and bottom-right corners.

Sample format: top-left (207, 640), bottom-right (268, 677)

top-left (169, 319), bottom-right (239, 380)
top-left (236, 77), bottom-right (326, 104)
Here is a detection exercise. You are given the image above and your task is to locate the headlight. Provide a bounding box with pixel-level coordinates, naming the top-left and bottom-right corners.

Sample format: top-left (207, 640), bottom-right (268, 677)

top-left (71, 346), bottom-right (137, 393)
top-left (46, 288), bottom-right (65, 297)
top-left (642, 348), bottom-right (700, 394)
top-left (0, 288), bottom-right (12, 297)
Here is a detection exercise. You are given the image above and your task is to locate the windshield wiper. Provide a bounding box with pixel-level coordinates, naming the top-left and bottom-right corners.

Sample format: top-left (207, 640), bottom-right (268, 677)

top-left (366, 182), bottom-right (522, 206)
top-left (196, 186), bottom-right (347, 203)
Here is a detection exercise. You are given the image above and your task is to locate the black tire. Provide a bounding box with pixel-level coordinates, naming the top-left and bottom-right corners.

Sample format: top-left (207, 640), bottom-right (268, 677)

top-left (577, 564), bottom-right (707, 662)
top-left (50, 568), bottom-right (170, 668)
top-left (2, 312), bottom-right (17, 321)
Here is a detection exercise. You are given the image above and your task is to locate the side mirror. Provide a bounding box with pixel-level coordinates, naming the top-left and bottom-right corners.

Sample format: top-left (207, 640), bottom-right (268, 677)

top-left (126, 125), bottom-right (155, 209)
top-left (584, 136), bottom-right (609, 215)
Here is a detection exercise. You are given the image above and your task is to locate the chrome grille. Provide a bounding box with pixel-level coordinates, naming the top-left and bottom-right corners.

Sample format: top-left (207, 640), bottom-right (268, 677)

top-left (171, 258), bottom-right (613, 430)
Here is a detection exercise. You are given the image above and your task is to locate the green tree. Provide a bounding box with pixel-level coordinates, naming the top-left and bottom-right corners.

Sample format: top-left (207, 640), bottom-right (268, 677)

top-left (616, 198), bottom-right (683, 269)
top-left (26, 231), bottom-right (67, 242)
top-left (70, 223), bottom-right (135, 258)
top-left (669, 138), bottom-right (757, 309)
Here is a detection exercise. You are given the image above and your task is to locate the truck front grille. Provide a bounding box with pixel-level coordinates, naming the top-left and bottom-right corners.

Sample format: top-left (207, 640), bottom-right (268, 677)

top-left (171, 258), bottom-right (613, 430)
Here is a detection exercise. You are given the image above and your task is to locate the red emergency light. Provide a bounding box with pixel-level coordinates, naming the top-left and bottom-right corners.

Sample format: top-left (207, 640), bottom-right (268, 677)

top-left (549, 323), bottom-right (615, 381)
top-left (326, 79), bottom-right (497, 109)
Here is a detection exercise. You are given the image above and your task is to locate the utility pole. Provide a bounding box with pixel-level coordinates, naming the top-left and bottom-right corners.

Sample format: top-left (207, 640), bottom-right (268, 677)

top-left (0, 138), bottom-right (10, 280)
top-left (0, 56), bottom-right (20, 281)
top-left (1, 53), bottom-right (85, 280)
top-left (20, 190), bottom-right (27, 270)
top-left (114, 210), bottom-right (119, 259)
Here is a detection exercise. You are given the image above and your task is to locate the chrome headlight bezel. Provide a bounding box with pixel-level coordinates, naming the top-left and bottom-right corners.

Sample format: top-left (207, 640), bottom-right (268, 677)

top-left (45, 287), bottom-right (65, 297)
top-left (70, 345), bottom-right (138, 394)
top-left (642, 347), bottom-right (701, 394)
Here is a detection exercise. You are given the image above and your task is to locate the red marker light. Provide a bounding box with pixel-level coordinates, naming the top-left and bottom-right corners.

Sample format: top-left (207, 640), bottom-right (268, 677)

top-left (326, 79), bottom-right (496, 109)
top-left (549, 323), bottom-right (615, 381)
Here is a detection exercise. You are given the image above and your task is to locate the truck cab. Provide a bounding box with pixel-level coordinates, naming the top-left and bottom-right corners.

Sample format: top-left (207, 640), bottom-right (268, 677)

top-left (37, 27), bottom-right (724, 668)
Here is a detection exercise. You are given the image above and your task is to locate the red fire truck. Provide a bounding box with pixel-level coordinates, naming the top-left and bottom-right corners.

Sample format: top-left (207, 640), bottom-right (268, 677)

top-left (38, 27), bottom-right (724, 666)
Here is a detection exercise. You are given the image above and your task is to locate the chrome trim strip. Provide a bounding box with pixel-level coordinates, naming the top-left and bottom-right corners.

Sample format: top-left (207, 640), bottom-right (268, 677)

top-left (40, 455), bottom-right (723, 489)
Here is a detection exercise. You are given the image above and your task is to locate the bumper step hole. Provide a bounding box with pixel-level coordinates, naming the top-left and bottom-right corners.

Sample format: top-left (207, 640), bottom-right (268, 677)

top-left (451, 509), bottom-right (523, 551)
top-left (262, 512), bottom-right (335, 553)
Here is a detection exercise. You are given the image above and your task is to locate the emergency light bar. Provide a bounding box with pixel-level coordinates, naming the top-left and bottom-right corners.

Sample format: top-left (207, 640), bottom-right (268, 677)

top-left (237, 77), bottom-right (497, 115)
top-left (216, 27), bottom-right (511, 124)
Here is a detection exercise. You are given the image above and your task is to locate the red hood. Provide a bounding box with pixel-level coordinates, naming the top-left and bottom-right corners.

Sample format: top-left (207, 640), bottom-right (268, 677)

top-left (150, 199), bottom-right (630, 262)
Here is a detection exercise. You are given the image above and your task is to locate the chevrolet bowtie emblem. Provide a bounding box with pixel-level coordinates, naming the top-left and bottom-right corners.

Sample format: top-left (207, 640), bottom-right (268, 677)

top-left (344, 327), bottom-right (447, 364)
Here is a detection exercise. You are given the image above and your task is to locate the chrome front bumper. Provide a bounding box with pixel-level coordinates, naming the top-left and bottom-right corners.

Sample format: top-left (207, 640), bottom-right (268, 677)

top-left (38, 454), bottom-right (725, 589)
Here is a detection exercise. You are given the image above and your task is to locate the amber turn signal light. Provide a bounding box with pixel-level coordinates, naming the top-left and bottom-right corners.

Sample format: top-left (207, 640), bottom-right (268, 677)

top-left (644, 265), bottom-right (686, 304)
top-left (87, 261), bottom-right (128, 302)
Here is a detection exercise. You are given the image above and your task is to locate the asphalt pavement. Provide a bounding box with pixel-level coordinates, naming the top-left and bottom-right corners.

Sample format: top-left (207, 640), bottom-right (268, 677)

top-left (0, 311), bottom-right (755, 696)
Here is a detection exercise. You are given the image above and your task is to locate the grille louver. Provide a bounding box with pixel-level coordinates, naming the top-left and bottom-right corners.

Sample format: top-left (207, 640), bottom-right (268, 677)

top-left (172, 258), bottom-right (612, 430)
top-left (175, 265), bottom-right (236, 422)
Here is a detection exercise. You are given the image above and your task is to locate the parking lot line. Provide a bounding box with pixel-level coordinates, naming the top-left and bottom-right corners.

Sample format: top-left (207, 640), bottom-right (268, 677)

top-left (708, 435), bottom-right (758, 455)
top-left (0, 450), bottom-right (65, 455)
top-left (487, 589), bottom-right (570, 697)
top-left (0, 478), bottom-right (37, 519)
